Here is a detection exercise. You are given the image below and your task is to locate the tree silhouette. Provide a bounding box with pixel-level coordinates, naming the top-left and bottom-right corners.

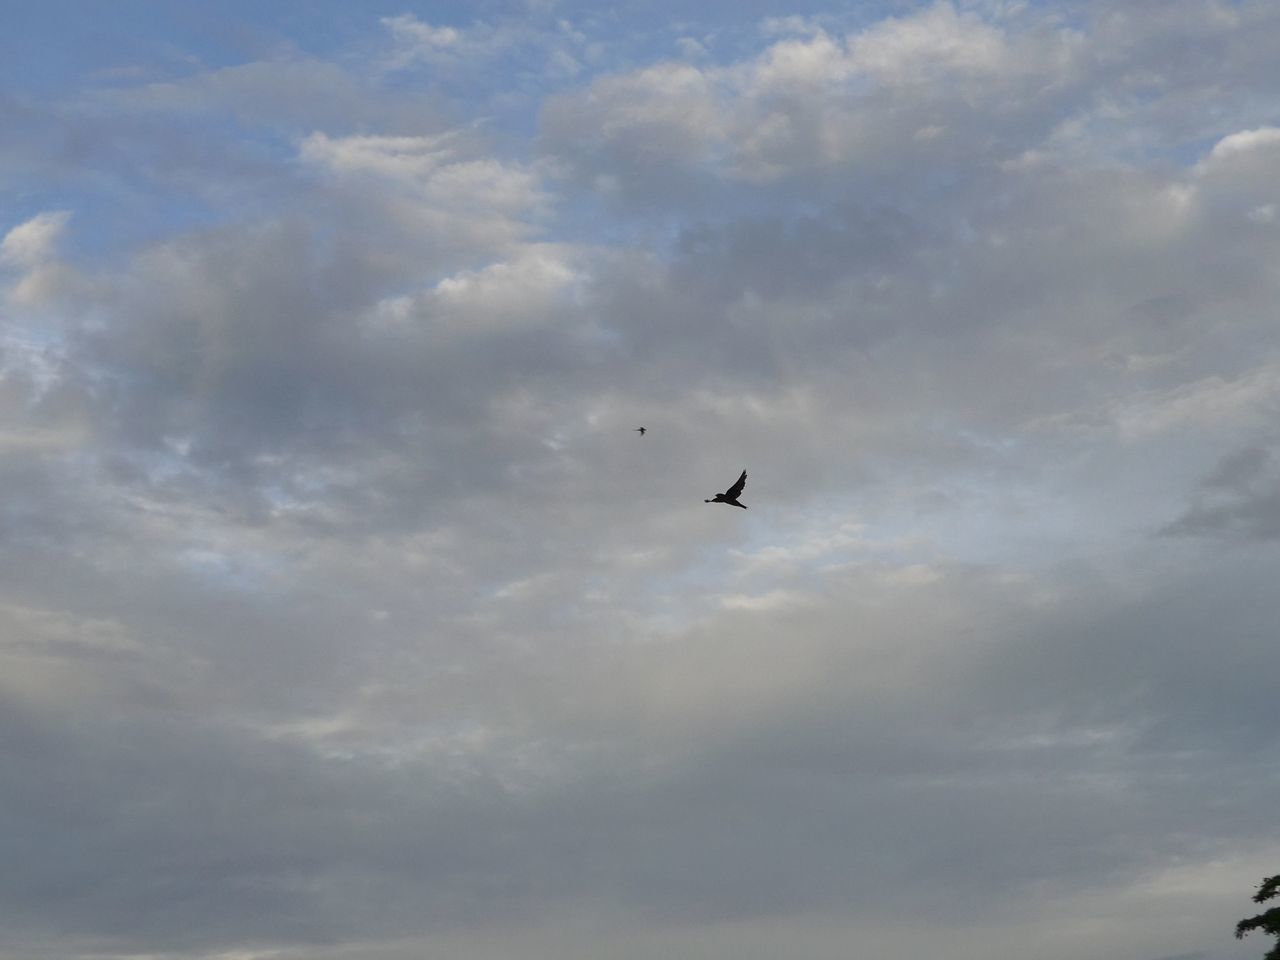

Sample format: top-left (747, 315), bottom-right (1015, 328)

top-left (1236, 875), bottom-right (1280, 960)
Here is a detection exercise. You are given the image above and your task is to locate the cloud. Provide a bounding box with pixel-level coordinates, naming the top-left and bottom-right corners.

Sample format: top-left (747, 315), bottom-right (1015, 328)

top-left (0, 538), bottom-right (1274, 958)
top-left (4, 3), bottom-right (1280, 959)
top-left (1206, 125), bottom-right (1280, 161)
top-left (0, 211), bottom-right (79, 309)
top-left (540, 2), bottom-right (1086, 193)
top-left (299, 131), bottom-right (546, 221)
top-left (90, 57), bottom-right (446, 135)
top-left (1107, 367), bottom-right (1280, 440)
top-left (0, 212), bottom-right (70, 268)
top-left (378, 11), bottom-right (593, 89)
top-left (380, 13), bottom-right (482, 70)
top-left (541, 0), bottom-right (1280, 202)
top-left (382, 13), bottom-right (464, 56)
top-left (1164, 444), bottom-right (1280, 540)
top-left (845, 1), bottom-right (1010, 81)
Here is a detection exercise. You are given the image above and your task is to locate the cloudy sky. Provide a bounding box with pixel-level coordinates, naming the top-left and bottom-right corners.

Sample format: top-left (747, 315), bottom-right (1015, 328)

top-left (3, 1), bottom-right (1280, 958)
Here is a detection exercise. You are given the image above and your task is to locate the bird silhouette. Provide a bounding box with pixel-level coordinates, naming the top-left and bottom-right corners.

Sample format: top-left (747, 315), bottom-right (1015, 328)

top-left (705, 469), bottom-right (747, 509)
top-left (635, 427), bottom-right (646, 436)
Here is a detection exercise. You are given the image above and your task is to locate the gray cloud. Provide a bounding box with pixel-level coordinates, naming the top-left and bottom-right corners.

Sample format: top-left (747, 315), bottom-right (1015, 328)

top-left (89, 56), bottom-right (448, 136)
top-left (1164, 445), bottom-right (1280, 540)
top-left (2, 3), bottom-right (1280, 960)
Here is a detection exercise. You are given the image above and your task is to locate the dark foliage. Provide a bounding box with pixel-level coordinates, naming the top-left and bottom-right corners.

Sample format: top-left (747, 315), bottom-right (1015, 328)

top-left (1236, 875), bottom-right (1280, 960)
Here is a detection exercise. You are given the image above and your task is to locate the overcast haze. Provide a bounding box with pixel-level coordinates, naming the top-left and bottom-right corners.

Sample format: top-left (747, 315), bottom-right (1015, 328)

top-left (3, 2), bottom-right (1280, 958)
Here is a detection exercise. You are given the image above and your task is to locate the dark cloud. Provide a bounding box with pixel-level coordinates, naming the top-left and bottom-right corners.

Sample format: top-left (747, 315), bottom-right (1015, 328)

top-left (1164, 445), bottom-right (1280, 540)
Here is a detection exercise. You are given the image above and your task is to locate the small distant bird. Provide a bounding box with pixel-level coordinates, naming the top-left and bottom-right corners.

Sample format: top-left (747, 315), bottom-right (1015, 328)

top-left (635, 427), bottom-right (646, 436)
top-left (705, 469), bottom-right (748, 509)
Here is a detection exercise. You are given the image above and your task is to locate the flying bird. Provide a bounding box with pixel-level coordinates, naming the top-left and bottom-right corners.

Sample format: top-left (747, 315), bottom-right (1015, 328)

top-left (705, 469), bottom-right (748, 509)
top-left (635, 427), bottom-right (646, 436)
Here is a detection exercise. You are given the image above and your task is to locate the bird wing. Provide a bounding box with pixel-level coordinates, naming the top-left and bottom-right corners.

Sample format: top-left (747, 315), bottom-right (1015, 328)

top-left (725, 469), bottom-right (747, 498)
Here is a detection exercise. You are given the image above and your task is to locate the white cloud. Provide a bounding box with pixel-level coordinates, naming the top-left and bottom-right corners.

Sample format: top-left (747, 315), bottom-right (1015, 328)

top-left (1206, 125), bottom-right (1280, 162)
top-left (432, 246), bottom-right (579, 321)
top-left (747, 29), bottom-right (850, 90)
top-left (717, 588), bottom-right (803, 611)
top-left (1109, 367), bottom-right (1280, 439)
top-left (846, 1), bottom-right (1009, 81)
top-left (378, 10), bottom-right (589, 84)
top-left (0, 211), bottom-right (78, 308)
top-left (0, 211), bottom-right (70, 268)
top-left (541, 2), bottom-right (1084, 188)
top-left (300, 131), bottom-right (545, 216)
top-left (1247, 202), bottom-right (1277, 224)
top-left (382, 13), bottom-right (462, 54)
top-left (380, 13), bottom-right (473, 70)
top-left (297, 131), bottom-right (549, 266)
top-left (300, 130), bottom-right (463, 179)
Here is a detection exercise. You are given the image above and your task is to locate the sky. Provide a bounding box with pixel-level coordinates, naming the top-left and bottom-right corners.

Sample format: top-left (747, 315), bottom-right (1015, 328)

top-left (2, 1), bottom-right (1280, 958)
